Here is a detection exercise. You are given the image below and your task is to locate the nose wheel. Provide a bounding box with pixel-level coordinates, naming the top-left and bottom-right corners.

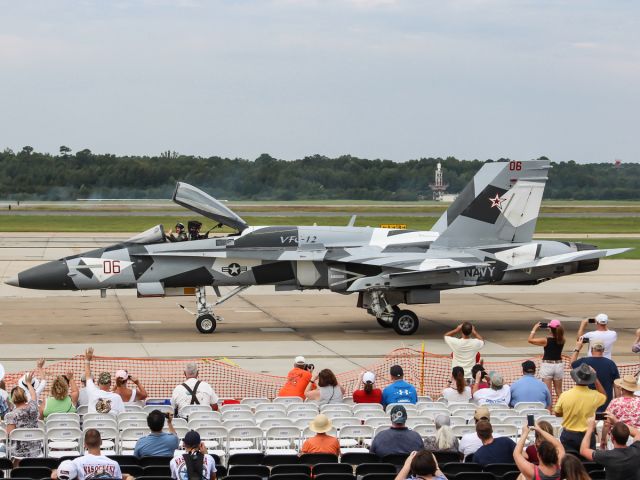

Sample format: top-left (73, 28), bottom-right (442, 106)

top-left (196, 314), bottom-right (218, 334)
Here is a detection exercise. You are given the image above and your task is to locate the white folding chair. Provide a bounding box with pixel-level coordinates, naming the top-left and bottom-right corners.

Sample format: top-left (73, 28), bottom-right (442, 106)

top-left (450, 416), bottom-right (468, 426)
top-left (144, 404), bottom-right (173, 415)
top-left (416, 401), bottom-right (447, 409)
top-left (255, 410), bottom-right (287, 423)
top-left (82, 417), bottom-right (118, 431)
top-left (188, 418), bottom-right (223, 430)
top-left (320, 404), bottom-right (352, 414)
top-left (0, 425), bottom-right (7, 458)
top-left (118, 427), bottom-right (147, 455)
top-left (45, 417), bottom-right (81, 430)
top-left (255, 403), bottom-right (287, 414)
top-left (514, 402), bottom-right (546, 412)
top-left (221, 410), bottom-right (254, 422)
top-left (519, 408), bottom-right (551, 417)
top-left (118, 418), bottom-right (148, 431)
top-left (287, 410), bottom-right (317, 420)
top-left (273, 396), bottom-right (303, 405)
top-left (491, 424), bottom-right (519, 439)
top-left (220, 404), bottom-right (252, 413)
top-left (180, 405), bottom-right (214, 418)
top-left (46, 413), bottom-right (81, 424)
top-left (287, 403), bottom-right (318, 414)
top-left (418, 407), bottom-right (450, 419)
top-left (338, 425), bottom-right (373, 453)
top-left (227, 426), bottom-right (264, 455)
top-left (258, 418), bottom-right (295, 429)
top-left (173, 426), bottom-right (189, 439)
top-left (406, 418), bottom-right (431, 429)
top-left (352, 404), bottom-right (383, 413)
top-left (241, 397), bottom-right (270, 408)
top-left (354, 409), bottom-right (385, 421)
top-left (117, 412), bottom-right (147, 422)
top-left (189, 411), bottom-right (222, 422)
top-left (197, 426), bottom-right (228, 458)
top-left (294, 418), bottom-right (315, 430)
top-left (412, 424), bottom-right (437, 439)
top-left (342, 397), bottom-right (355, 405)
top-left (222, 419), bottom-right (256, 428)
top-left (446, 403), bottom-right (476, 411)
top-left (85, 425), bottom-right (118, 454)
top-left (490, 409), bottom-right (514, 422)
top-left (8, 428), bottom-right (45, 459)
top-left (502, 416), bottom-right (527, 429)
top-left (386, 403), bottom-right (418, 414)
top-left (264, 426), bottom-right (300, 455)
top-left (124, 404), bottom-right (144, 412)
top-left (324, 410), bottom-right (355, 420)
top-left (82, 412), bottom-right (117, 424)
top-left (450, 409), bottom-right (475, 421)
top-left (417, 396), bottom-right (433, 403)
top-left (363, 417), bottom-right (390, 428)
top-left (452, 425), bottom-right (476, 437)
top-left (330, 417), bottom-right (360, 430)
top-left (46, 427), bottom-right (82, 458)
top-left (169, 417), bottom-right (188, 429)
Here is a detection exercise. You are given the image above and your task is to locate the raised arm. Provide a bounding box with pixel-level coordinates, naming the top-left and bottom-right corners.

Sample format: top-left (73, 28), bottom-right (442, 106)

top-left (570, 339), bottom-right (585, 364)
top-left (577, 318), bottom-right (589, 339)
top-left (84, 347), bottom-right (94, 382)
top-left (395, 451), bottom-right (416, 480)
top-left (579, 417), bottom-right (596, 461)
top-left (471, 326), bottom-right (484, 342)
top-left (129, 375), bottom-right (148, 401)
top-left (528, 323), bottom-right (548, 347)
top-left (444, 324), bottom-right (462, 337)
top-left (513, 426), bottom-right (535, 479)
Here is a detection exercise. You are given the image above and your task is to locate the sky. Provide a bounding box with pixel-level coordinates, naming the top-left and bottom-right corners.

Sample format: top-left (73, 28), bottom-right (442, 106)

top-left (0, 0), bottom-right (638, 163)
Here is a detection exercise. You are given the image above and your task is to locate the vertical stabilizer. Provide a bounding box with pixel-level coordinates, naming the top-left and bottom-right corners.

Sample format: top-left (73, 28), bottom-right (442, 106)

top-left (432, 160), bottom-right (550, 247)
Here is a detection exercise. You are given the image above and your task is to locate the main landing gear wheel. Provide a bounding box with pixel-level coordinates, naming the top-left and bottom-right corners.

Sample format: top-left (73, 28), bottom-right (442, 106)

top-left (392, 309), bottom-right (419, 336)
top-left (196, 314), bottom-right (217, 334)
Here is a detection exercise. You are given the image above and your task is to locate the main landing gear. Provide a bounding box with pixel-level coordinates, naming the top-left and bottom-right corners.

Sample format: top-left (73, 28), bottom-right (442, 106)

top-left (180, 286), bottom-right (250, 334)
top-left (366, 291), bottom-right (420, 335)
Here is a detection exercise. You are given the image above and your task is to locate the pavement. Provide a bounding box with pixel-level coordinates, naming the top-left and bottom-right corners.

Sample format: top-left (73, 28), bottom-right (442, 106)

top-left (0, 234), bottom-right (638, 377)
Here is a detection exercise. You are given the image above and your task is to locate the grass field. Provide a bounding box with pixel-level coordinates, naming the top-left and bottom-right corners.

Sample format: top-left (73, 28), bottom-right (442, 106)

top-left (1, 215), bottom-right (639, 234)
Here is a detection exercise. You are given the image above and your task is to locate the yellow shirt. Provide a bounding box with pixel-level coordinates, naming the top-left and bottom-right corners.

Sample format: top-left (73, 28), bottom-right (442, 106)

top-left (554, 385), bottom-right (606, 431)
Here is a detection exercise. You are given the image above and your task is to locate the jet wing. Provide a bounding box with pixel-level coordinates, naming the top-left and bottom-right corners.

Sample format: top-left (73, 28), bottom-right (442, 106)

top-left (172, 182), bottom-right (249, 232)
top-left (504, 248), bottom-right (631, 271)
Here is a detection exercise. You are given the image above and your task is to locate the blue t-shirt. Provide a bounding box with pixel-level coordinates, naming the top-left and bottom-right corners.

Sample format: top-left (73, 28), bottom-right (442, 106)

top-left (509, 374), bottom-right (551, 408)
top-left (134, 432), bottom-right (180, 458)
top-left (571, 357), bottom-right (620, 411)
top-left (472, 437), bottom-right (517, 466)
top-left (381, 380), bottom-right (418, 407)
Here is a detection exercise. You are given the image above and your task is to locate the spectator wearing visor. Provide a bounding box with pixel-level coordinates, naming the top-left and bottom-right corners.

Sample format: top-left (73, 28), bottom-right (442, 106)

top-left (577, 313), bottom-right (617, 359)
top-left (167, 222), bottom-right (188, 242)
top-left (529, 319), bottom-right (566, 400)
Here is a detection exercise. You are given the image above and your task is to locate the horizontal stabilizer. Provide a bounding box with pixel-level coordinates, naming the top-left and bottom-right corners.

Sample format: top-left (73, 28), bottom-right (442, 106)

top-left (505, 248), bottom-right (631, 271)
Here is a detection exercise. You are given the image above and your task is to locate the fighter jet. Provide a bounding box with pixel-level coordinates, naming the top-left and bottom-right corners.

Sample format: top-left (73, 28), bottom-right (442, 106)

top-left (6, 159), bottom-right (629, 335)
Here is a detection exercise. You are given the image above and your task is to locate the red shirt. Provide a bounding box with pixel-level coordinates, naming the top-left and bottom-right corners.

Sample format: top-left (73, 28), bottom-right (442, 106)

top-left (353, 388), bottom-right (382, 404)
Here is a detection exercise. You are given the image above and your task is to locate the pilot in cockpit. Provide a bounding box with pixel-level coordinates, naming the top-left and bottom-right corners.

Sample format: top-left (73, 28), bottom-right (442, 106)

top-left (188, 220), bottom-right (209, 241)
top-left (167, 222), bottom-right (188, 242)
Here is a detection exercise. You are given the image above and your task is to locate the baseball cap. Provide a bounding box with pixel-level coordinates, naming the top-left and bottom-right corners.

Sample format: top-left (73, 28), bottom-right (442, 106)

top-left (362, 371), bottom-right (376, 384)
top-left (522, 360), bottom-right (536, 373)
top-left (595, 313), bottom-right (608, 324)
top-left (474, 406), bottom-right (490, 421)
top-left (57, 460), bottom-right (78, 480)
top-left (591, 340), bottom-right (605, 351)
top-left (115, 370), bottom-right (128, 380)
top-left (489, 371), bottom-right (504, 388)
top-left (548, 319), bottom-right (561, 328)
top-left (183, 430), bottom-right (201, 447)
top-left (294, 356), bottom-right (306, 365)
top-left (97, 372), bottom-right (112, 385)
top-left (390, 365), bottom-right (404, 378)
top-left (389, 405), bottom-right (407, 424)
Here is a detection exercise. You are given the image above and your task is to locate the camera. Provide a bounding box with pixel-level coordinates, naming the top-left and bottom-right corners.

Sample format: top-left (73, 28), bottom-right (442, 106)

top-left (164, 412), bottom-right (173, 420)
top-left (588, 318), bottom-right (596, 324)
top-left (595, 412), bottom-right (606, 421)
top-left (538, 322), bottom-right (548, 329)
top-left (527, 414), bottom-right (535, 427)
top-left (303, 363), bottom-right (315, 372)
top-left (582, 337), bottom-right (590, 344)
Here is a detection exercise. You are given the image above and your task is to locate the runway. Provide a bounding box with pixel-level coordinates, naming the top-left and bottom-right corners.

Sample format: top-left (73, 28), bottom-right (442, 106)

top-left (0, 234), bottom-right (638, 377)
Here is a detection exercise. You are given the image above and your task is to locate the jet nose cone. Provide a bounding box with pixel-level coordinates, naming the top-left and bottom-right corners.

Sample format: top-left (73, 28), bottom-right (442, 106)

top-left (5, 275), bottom-right (19, 287)
top-left (11, 260), bottom-right (73, 290)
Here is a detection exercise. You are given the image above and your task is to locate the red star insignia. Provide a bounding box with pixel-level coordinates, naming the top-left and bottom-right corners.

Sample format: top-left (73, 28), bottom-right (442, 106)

top-left (489, 193), bottom-right (504, 209)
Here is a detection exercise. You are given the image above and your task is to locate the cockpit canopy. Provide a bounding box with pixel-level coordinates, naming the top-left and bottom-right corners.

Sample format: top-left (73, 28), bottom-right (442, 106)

top-left (173, 182), bottom-right (249, 232)
top-left (125, 224), bottom-right (166, 244)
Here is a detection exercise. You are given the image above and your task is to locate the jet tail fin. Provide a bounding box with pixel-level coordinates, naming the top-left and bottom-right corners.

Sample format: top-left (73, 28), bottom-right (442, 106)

top-left (432, 160), bottom-right (550, 248)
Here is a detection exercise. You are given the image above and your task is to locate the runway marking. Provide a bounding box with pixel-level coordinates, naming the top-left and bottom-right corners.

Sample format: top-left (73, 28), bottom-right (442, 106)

top-left (260, 327), bottom-right (295, 332)
top-left (129, 320), bottom-right (162, 324)
top-left (235, 310), bottom-right (262, 313)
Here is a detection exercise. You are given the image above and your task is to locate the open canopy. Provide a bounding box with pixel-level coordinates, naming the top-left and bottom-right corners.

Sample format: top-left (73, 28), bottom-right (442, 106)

top-left (172, 182), bottom-right (249, 232)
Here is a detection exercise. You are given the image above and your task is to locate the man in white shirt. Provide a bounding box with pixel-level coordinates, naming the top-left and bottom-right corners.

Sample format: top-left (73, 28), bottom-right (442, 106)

top-left (458, 406), bottom-right (491, 458)
top-left (577, 313), bottom-right (617, 359)
top-left (84, 347), bottom-right (125, 416)
top-left (444, 322), bottom-right (485, 380)
top-left (52, 429), bottom-right (123, 480)
top-left (171, 363), bottom-right (218, 418)
top-left (472, 372), bottom-right (511, 406)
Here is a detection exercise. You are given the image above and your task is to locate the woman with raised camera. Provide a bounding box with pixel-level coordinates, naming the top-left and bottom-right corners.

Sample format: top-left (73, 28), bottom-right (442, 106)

top-left (528, 319), bottom-right (565, 399)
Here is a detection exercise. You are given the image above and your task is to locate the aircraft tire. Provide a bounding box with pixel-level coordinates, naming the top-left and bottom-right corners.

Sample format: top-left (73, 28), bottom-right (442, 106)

top-left (376, 318), bottom-right (392, 328)
top-left (196, 314), bottom-right (217, 334)
top-left (392, 310), bottom-right (419, 335)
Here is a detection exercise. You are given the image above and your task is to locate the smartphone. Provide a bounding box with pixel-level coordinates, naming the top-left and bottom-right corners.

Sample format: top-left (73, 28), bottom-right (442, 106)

top-left (538, 322), bottom-right (548, 328)
top-left (595, 412), bottom-right (606, 421)
top-left (588, 318), bottom-right (596, 324)
top-left (582, 337), bottom-right (590, 344)
top-left (527, 414), bottom-right (535, 427)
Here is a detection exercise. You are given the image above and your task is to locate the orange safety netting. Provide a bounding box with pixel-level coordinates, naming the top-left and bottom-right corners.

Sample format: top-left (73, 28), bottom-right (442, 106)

top-left (3, 348), bottom-right (639, 401)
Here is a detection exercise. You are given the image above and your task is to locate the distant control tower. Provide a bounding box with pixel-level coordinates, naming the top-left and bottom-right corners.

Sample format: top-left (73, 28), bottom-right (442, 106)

top-left (429, 162), bottom-right (449, 201)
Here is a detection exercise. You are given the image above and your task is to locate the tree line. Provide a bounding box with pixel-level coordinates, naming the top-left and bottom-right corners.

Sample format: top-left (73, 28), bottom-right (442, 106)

top-left (1, 147), bottom-right (638, 201)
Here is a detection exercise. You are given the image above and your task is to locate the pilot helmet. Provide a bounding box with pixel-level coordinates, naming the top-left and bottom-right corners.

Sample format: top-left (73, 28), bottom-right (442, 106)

top-left (175, 222), bottom-right (185, 230)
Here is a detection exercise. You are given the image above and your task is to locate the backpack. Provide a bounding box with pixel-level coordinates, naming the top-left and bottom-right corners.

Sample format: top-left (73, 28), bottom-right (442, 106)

top-left (183, 451), bottom-right (205, 480)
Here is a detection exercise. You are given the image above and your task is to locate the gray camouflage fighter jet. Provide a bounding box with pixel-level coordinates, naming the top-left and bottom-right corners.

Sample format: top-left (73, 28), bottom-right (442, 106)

top-left (6, 160), bottom-right (629, 335)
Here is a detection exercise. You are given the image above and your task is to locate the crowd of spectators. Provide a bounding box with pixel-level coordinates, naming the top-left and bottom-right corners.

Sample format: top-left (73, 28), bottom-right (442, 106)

top-left (0, 311), bottom-right (639, 480)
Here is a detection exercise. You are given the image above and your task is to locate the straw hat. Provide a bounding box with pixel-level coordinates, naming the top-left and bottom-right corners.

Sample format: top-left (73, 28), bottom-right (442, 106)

top-left (309, 414), bottom-right (333, 433)
top-left (614, 375), bottom-right (639, 393)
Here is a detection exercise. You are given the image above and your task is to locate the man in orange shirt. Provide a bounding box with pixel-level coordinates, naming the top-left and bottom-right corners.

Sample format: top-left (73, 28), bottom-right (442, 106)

top-left (278, 356), bottom-right (313, 399)
top-left (301, 414), bottom-right (340, 456)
